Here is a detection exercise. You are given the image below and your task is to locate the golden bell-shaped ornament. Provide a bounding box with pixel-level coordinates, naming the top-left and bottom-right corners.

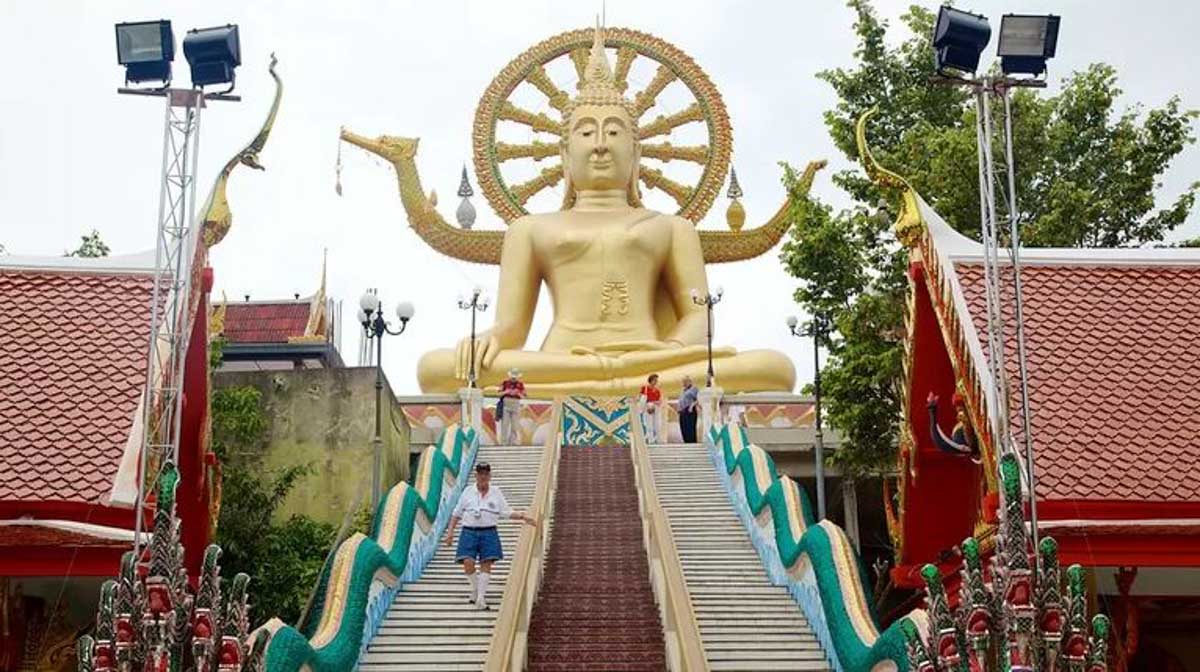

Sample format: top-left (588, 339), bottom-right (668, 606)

top-left (726, 199), bottom-right (746, 232)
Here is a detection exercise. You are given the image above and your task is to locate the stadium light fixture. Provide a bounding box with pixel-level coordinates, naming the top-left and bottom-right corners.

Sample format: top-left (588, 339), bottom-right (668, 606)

top-left (115, 20), bottom-right (175, 85)
top-left (998, 14), bottom-right (1060, 76)
top-left (932, 6), bottom-right (991, 75)
top-left (183, 25), bottom-right (242, 90)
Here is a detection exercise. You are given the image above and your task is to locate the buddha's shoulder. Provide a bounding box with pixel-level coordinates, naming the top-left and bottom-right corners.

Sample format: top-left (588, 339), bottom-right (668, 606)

top-left (511, 209), bottom-right (690, 231)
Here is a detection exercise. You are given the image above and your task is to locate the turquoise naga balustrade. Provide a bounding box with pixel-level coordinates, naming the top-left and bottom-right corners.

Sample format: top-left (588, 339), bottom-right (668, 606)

top-left (708, 424), bottom-right (922, 672)
top-left (255, 424), bottom-right (478, 672)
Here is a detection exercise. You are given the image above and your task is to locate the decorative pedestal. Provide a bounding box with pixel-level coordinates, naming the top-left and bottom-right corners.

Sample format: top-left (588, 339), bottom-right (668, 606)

top-left (458, 387), bottom-right (484, 433)
top-left (698, 386), bottom-right (723, 440)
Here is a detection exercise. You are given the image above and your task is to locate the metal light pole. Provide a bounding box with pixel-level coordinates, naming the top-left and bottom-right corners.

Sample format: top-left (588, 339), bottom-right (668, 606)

top-left (691, 286), bottom-right (724, 387)
top-left (458, 287), bottom-right (490, 388)
top-left (118, 20), bottom-right (243, 559)
top-left (929, 7), bottom-right (1061, 568)
top-left (788, 314), bottom-right (827, 520)
top-left (358, 291), bottom-right (415, 511)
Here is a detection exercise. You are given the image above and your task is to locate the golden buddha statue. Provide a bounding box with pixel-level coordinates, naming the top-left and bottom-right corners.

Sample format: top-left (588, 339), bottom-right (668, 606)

top-left (340, 24), bottom-right (825, 398)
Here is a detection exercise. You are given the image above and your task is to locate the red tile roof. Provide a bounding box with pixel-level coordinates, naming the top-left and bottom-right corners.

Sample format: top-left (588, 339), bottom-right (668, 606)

top-left (221, 301), bottom-right (310, 343)
top-left (0, 524), bottom-right (131, 549)
top-left (0, 269), bottom-right (155, 506)
top-left (955, 262), bottom-right (1200, 504)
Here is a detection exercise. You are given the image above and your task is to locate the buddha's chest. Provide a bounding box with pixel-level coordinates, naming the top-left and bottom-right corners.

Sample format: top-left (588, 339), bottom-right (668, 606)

top-left (534, 219), bottom-right (669, 268)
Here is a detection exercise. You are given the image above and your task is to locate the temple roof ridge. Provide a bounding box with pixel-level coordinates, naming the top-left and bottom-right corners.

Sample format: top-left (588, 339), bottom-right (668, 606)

top-left (918, 196), bottom-right (1200, 267)
top-left (0, 249), bottom-right (157, 274)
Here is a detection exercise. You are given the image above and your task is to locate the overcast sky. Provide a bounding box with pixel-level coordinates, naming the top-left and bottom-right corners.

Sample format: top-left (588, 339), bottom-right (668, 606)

top-left (2, 1), bottom-right (1197, 394)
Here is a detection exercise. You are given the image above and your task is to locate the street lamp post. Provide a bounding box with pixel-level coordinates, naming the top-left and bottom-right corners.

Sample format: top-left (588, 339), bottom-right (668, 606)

top-left (458, 287), bottom-right (490, 388)
top-left (358, 291), bottom-right (415, 511)
top-left (691, 286), bottom-right (724, 388)
top-left (788, 314), bottom-right (827, 521)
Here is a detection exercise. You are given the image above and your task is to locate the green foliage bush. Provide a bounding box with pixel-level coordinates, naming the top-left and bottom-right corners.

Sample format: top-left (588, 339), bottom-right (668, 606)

top-left (211, 385), bottom-right (336, 627)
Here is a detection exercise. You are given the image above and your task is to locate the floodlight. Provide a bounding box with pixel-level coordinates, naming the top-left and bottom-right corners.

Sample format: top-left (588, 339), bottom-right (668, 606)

top-left (932, 6), bottom-right (991, 75)
top-left (115, 20), bottom-right (175, 84)
top-left (998, 14), bottom-right (1060, 76)
top-left (182, 25), bottom-right (241, 88)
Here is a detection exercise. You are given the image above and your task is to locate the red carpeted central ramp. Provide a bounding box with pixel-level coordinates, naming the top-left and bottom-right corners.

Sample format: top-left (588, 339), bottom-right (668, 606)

top-left (527, 445), bottom-right (666, 671)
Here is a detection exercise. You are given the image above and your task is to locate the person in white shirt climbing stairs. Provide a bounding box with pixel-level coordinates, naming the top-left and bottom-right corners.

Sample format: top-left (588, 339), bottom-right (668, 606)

top-left (442, 461), bottom-right (537, 609)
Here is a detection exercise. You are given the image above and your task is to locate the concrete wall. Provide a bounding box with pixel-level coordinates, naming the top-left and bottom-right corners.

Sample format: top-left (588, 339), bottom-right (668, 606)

top-left (213, 367), bottom-right (410, 526)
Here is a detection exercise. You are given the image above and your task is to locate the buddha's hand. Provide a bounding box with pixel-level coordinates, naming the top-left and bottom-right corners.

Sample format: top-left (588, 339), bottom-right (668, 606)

top-left (455, 331), bottom-right (503, 380)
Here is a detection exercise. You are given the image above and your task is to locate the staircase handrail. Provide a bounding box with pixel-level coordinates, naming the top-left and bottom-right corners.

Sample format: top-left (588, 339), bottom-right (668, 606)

top-left (630, 408), bottom-right (710, 671)
top-left (483, 400), bottom-right (563, 671)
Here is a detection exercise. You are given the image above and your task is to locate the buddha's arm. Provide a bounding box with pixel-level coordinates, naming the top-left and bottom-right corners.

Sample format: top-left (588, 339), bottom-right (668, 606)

top-left (662, 217), bottom-right (711, 346)
top-left (460, 218), bottom-right (540, 375)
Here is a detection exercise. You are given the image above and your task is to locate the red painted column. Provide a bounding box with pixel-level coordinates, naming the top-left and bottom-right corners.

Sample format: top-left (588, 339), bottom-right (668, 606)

top-left (178, 267), bottom-right (214, 577)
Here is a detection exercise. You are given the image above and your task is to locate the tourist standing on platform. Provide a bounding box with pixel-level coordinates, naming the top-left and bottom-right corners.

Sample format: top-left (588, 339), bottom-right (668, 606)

top-left (443, 462), bottom-right (536, 610)
top-left (497, 368), bottom-right (525, 445)
top-left (677, 376), bottom-right (699, 443)
top-left (639, 373), bottom-right (663, 443)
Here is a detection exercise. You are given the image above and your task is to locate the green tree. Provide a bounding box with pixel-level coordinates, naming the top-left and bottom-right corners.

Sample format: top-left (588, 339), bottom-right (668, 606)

top-left (65, 229), bottom-right (111, 257)
top-left (781, 1), bottom-right (1198, 477)
top-left (211, 386), bottom-right (336, 627)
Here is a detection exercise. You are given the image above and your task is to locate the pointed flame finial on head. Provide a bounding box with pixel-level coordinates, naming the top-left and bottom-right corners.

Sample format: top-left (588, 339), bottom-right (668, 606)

top-left (565, 16), bottom-right (638, 124)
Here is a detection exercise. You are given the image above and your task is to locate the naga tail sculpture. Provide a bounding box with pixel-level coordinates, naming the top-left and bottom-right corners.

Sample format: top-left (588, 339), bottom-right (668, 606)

top-left (76, 459), bottom-right (266, 672)
top-left (905, 453), bottom-right (1111, 672)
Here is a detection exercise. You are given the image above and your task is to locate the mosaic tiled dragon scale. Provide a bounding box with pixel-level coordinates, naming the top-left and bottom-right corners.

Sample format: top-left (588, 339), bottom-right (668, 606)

top-left (75, 459), bottom-right (268, 672)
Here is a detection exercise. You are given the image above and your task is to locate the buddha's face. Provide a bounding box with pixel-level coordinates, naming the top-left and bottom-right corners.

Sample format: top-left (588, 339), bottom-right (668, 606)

top-left (563, 104), bottom-right (638, 193)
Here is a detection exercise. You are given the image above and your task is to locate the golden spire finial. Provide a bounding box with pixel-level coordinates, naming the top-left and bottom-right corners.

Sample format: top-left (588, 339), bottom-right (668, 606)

top-left (565, 17), bottom-right (637, 122)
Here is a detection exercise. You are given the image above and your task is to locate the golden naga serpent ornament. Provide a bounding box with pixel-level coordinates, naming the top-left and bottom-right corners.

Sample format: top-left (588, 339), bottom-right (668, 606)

top-left (340, 27), bottom-right (826, 265)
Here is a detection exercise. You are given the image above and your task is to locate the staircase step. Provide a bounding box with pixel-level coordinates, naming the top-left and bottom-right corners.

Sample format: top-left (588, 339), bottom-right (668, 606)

top-left (527, 445), bottom-right (666, 667)
top-left (360, 443), bottom-right (542, 669)
top-left (649, 447), bottom-right (832, 670)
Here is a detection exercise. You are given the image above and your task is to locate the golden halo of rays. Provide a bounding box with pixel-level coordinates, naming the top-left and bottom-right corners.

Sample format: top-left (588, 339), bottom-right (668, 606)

top-left (472, 27), bottom-right (733, 224)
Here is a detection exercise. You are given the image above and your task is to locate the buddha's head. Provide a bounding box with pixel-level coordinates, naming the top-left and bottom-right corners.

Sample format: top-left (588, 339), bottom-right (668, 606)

top-left (561, 23), bottom-right (642, 209)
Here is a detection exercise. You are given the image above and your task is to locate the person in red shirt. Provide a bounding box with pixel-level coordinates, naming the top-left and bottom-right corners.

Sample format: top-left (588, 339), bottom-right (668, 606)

top-left (639, 373), bottom-right (663, 443)
top-left (497, 368), bottom-right (526, 445)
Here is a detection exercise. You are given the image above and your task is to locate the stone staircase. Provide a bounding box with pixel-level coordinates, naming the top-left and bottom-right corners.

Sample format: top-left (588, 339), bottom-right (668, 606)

top-left (359, 442), bottom-right (543, 671)
top-left (525, 445), bottom-right (666, 671)
top-left (651, 443), bottom-right (832, 671)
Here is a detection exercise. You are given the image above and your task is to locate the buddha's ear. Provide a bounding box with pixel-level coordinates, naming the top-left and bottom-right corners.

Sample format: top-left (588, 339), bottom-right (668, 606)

top-left (560, 145), bottom-right (575, 210)
top-left (628, 142), bottom-right (643, 208)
